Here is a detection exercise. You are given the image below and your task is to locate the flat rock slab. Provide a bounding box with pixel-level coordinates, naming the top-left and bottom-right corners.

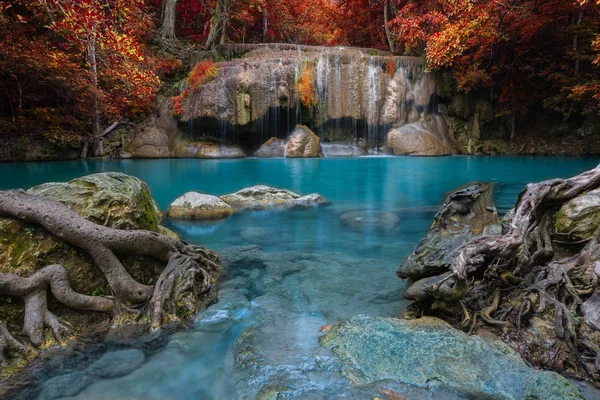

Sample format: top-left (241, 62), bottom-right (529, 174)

top-left (320, 315), bottom-right (583, 400)
top-left (167, 192), bottom-right (234, 220)
top-left (220, 185), bottom-right (328, 212)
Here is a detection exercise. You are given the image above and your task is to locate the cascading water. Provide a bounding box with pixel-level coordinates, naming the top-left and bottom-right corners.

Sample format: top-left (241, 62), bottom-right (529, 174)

top-left (180, 45), bottom-right (436, 151)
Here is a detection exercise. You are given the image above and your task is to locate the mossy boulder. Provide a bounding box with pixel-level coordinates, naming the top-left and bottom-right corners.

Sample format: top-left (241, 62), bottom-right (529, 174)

top-left (320, 315), bottom-right (584, 400)
top-left (555, 188), bottom-right (600, 243)
top-left (0, 173), bottom-right (170, 375)
top-left (27, 172), bottom-right (159, 231)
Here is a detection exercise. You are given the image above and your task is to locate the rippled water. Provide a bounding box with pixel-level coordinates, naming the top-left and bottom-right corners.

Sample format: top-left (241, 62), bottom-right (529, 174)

top-left (1, 156), bottom-right (598, 399)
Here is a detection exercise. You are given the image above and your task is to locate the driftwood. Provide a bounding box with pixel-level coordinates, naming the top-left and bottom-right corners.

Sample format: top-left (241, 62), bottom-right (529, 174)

top-left (0, 190), bottom-right (219, 367)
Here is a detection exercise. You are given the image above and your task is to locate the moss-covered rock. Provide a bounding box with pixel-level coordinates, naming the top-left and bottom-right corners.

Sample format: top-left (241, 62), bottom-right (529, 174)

top-left (0, 172), bottom-right (215, 379)
top-left (28, 172), bottom-right (159, 232)
top-left (555, 188), bottom-right (600, 243)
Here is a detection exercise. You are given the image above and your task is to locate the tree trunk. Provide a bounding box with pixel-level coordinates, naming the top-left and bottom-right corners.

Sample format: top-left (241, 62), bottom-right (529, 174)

top-left (87, 36), bottom-right (102, 158)
top-left (205, 0), bottom-right (224, 48)
top-left (384, 0), bottom-right (395, 53)
top-left (220, 0), bottom-right (230, 45)
top-left (160, 0), bottom-right (178, 40)
top-left (263, 4), bottom-right (268, 40)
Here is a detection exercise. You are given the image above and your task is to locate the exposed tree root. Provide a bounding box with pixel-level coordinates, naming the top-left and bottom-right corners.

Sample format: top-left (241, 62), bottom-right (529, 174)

top-left (0, 189), bottom-right (220, 368)
top-left (408, 168), bottom-right (600, 381)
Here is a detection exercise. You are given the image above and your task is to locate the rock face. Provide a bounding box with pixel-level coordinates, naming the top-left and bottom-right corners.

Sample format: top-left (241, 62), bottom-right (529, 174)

top-left (126, 100), bottom-right (177, 158)
top-left (28, 172), bottom-right (159, 231)
top-left (167, 192), bottom-right (234, 220)
top-left (285, 125), bottom-right (323, 158)
top-left (387, 114), bottom-right (457, 156)
top-left (254, 137), bottom-right (286, 157)
top-left (321, 144), bottom-right (368, 157)
top-left (173, 141), bottom-right (246, 158)
top-left (177, 44), bottom-right (434, 147)
top-left (340, 210), bottom-right (399, 231)
top-left (398, 183), bottom-right (501, 282)
top-left (555, 187), bottom-right (600, 243)
top-left (320, 315), bottom-right (583, 400)
top-left (220, 185), bottom-right (328, 211)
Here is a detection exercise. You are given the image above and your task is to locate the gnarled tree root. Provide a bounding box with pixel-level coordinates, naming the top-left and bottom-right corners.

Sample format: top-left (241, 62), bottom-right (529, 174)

top-left (0, 189), bottom-right (220, 369)
top-left (409, 167), bottom-right (600, 381)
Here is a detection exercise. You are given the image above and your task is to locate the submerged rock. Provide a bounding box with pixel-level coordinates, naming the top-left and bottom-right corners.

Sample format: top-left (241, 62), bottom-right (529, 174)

top-left (397, 183), bottom-right (501, 281)
top-left (321, 144), bottom-right (368, 157)
top-left (167, 192), bottom-right (234, 220)
top-left (220, 185), bottom-right (328, 211)
top-left (555, 187), bottom-right (600, 243)
top-left (285, 125), bottom-right (323, 158)
top-left (320, 315), bottom-right (583, 400)
top-left (387, 114), bottom-right (457, 156)
top-left (340, 210), bottom-right (399, 231)
top-left (173, 141), bottom-right (246, 158)
top-left (254, 137), bottom-right (286, 158)
top-left (85, 349), bottom-right (146, 379)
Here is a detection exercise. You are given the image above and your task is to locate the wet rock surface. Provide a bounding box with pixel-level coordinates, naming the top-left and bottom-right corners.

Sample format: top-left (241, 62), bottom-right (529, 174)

top-left (320, 315), bottom-right (583, 400)
top-left (167, 192), bottom-right (234, 220)
top-left (387, 115), bottom-right (457, 156)
top-left (321, 144), bottom-right (368, 157)
top-left (220, 185), bottom-right (328, 212)
top-left (173, 141), bottom-right (246, 158)
top-left (285, 125), bottom-right (323, 158)
top-left (254, 137), bottom-right (286, 158)
top-left (397, 183), bottom-right (501, 282)
top-left (340, 210), bottom-right (399, 231)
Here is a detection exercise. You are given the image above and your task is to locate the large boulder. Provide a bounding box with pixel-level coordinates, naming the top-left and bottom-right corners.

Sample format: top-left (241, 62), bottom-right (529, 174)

top-left (387, 114), bottom-right (457, 156)
top-left (320, 315), bottom-right (583, 400)
top-left (0, 173), bottom-right (218, 379)
top-left (173, 141), bottom-right (246, 158)
top-left (167, 192), bottom-right (233, 220)
top-left (126, 100), bottom-right (177, 158)
top-left (254, 137), bottom-right (286, 158)
top-left (397, 183), bottom-right (501, 281)
top-left (285, 125), bottom-right (323, 158)
top-left (555, 187), bottom-right (600, 243)
top-left (27, 172), bottom-right (159, 231)
top-left (220, 185), bottom-right (328, 212)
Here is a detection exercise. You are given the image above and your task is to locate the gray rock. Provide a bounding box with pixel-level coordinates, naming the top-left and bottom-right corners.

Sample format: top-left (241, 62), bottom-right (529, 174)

top-left (167, 192), bottom-right (234, 220)
top-left (555, 188), bottom-right (600, 243)
top-left (85, 349), bottom-right (146, 379)
top-left (254, 138), bottom-right (286, 158)
top-left (320, 315), bottom-right (583, 400)
top-left (321, 144), bottom-right (367, 157)
top-left (398, 183), bottom-right (501, 281)
top-left (387, 114), bottom-right (457, 156)
top-left (220, 185), bottom-right (328, 212)
top-left (340, 210), bottom-right (399, 231)
top-left (39, 372), bottom-right (94, 400)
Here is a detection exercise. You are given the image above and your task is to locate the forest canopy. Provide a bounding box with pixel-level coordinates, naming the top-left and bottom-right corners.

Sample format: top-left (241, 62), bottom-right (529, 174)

top-left (0, 0), bottom-right (599, 155)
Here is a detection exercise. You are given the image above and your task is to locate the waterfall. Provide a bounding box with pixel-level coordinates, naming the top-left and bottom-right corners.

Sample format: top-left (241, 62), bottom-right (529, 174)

top-left (182, 45), bottom-right (435, 151)
top-left (366, 57), bottom-right (381, 149)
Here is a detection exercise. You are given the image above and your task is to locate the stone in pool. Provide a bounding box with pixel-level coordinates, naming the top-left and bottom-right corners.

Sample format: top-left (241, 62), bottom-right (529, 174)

top-left (339, 210), bottom-right (399, 230)
top-left (167, 191), bottom-right (234, 220)
top-left (220, 185), bottom-right (328, 212)
top-left (320, 315), bottom-right (583, 400)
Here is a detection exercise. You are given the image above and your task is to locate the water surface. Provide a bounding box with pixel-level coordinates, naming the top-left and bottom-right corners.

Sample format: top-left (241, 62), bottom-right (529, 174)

top-left (1, 156), bottom-right (598, 399)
